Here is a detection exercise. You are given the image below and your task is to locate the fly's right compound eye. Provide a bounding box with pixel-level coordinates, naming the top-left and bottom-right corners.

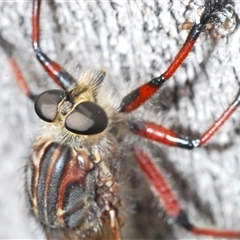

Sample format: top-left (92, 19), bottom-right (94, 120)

top-left (35, 90), bottom-right (65, 122)
top-left (65, 101), bottom-right (108, 135)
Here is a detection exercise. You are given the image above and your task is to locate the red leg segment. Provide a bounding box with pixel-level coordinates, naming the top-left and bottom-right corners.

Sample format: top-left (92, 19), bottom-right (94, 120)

top-left (8, 58), bottom-right (35, 101)
top-left (134, 147), bottom-right (240, 238)
top-left (129, 121), bottom-right (196, 149)
top-left (119, 12), bottom-right (213, 113)
top-left (130, 90), bottom-right (240, 149)
top-left (134, 148), bottom-right (182, 218)
top-left (32, 0), bottom-right (75, 91)
top-left (119, 23), bottom-right (203, 113)
top-left (0, 34), bottom-right (36, 101)
top-left (199, 90), bottom-right (240, 146)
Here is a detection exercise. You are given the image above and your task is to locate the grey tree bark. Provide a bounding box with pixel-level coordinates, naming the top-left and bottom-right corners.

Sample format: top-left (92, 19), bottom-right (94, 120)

top-left (0, 1), bottom-right (240, 239)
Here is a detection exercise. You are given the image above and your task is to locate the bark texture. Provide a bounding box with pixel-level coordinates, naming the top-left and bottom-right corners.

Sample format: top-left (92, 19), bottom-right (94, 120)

top-left (0, 1), bottom-right (240, 239)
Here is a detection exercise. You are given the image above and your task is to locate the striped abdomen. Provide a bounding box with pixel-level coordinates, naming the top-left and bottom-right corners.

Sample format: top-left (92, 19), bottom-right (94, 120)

top-left (25, 136), bottom-right (99, 230)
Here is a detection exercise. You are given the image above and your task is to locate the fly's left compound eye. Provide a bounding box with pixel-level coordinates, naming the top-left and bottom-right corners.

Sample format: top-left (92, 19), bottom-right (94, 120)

top-left (34, 90), bottom-right (65, 122)
top-left (65, 101), bottom-right (108, 135)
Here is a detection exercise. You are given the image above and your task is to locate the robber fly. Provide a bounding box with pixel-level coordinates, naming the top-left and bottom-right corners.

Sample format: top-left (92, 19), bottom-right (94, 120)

top-left (0, 0), bottom-right (239, 239)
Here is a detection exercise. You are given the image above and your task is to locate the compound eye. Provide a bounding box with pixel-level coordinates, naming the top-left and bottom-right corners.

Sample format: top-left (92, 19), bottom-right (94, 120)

top-left (34, 90), bottom-right (65, 122)
top-left (65, 101), bottom-right (108, 135)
